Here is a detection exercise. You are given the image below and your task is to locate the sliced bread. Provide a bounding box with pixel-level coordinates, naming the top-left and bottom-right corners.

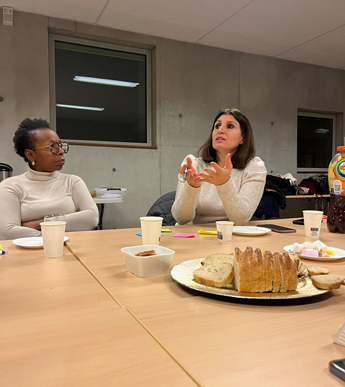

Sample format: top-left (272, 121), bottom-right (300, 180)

top-left (307, 265), bottom-right (330, 276)
top-left (263, 250), bottom-right (274, 292)
top-left (233, 247), bottom-right (254, 292)
top-left (202, 253), bottom-right (234, 266)
top-left (193, 262), bottom-right (234, 288)
top-left (311, 274), bottom-right (345, 290)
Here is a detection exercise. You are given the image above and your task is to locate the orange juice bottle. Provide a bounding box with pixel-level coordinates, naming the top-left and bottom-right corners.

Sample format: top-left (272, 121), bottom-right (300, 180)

top-left (327, 146), bottom-right (345, 233)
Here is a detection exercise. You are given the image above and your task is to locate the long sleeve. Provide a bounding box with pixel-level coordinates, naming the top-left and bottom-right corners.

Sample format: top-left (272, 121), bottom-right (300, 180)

top-left (171, 155), bottom-right (266, 226)
top-left (64, 177), bottom-right (99, 232)
top-left (0, 170), bottom-right (99, 241)
top-left (216, 158), bottom-right (266, 224)
top-left (0, 182), bottom-right (41, 239)
top-left (171, 155), bottom-right (201, 225)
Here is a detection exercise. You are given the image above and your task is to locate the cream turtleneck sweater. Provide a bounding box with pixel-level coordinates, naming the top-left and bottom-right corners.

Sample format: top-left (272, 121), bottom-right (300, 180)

top-left (172, 155), bottom-right (267, 225)
top-left (0, 168), bottom-right (98, 240)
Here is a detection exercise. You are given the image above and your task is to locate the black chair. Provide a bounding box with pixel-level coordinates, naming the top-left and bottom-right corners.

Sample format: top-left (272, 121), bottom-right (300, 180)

top-left (147, 191), bottom-right (176, 226)
top-left (253, 176), bottom-right (287, 220)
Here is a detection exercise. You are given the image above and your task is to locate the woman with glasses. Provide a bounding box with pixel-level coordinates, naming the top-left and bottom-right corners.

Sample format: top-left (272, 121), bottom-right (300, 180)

top-left (0, 118), bottom-right (98, 239)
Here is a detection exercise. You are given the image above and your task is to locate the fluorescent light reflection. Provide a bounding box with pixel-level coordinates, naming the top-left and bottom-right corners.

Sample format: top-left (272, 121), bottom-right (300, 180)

top-left (73, 75), bottom-right (139, 88)
top-left (314, 128), bottom-right (329, 134)
top-left (56, 104), bottom-right (104, 111)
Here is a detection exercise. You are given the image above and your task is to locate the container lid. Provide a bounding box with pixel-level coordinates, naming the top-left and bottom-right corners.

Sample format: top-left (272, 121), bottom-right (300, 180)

top-left (0, 163), bottom-right (13, 171)
top-left (336, 146), bottom-right (345, 151)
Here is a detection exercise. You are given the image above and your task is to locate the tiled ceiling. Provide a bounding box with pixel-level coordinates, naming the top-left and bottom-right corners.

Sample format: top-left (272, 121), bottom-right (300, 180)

top-left (2, 0), bottom-right (345, 70)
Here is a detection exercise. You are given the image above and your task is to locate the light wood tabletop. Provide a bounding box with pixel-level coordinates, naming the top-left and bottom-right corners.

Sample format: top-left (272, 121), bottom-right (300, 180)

top-left (0, 240), bottom-right (198, 387)
top-left (64, 219), bottom-right (345, 386)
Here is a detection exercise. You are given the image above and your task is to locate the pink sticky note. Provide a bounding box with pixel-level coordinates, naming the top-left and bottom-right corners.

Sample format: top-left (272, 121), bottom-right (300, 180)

top-left (174, 233), bottom-right (196, 238)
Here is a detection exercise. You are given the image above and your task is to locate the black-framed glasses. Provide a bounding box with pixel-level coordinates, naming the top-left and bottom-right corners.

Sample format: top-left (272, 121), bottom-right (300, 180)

top-left (32, 141), bottom-right (69, 155)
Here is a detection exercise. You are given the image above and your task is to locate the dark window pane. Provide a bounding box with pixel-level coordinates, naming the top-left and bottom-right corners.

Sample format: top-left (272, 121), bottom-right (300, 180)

top-left (297, 115), bottom-right (333, 168)
top-left (54, 41), bottom-right (148, 144)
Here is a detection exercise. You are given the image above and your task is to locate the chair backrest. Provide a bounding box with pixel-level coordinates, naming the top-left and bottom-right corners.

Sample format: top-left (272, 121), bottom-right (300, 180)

top-left (147, 191), bottom-right (176, 226)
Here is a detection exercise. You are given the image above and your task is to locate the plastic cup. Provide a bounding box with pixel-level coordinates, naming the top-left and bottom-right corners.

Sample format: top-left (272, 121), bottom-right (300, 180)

top-left (40, 221), bottom-right (66, 258)
top-left (303, 210), bottom-right (323, 239)
top-left (44, 214), bottom-right (67, 223)
top-left (140, 216), bottom-right (163, 245)
top-left (216, 221), bottom-right (234, 241)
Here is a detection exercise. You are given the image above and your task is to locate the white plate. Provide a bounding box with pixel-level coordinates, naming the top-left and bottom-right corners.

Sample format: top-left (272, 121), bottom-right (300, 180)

top-left (284, 245), bottom-right (345, 261)
top-left (232, 226), bottom-right (271, 236)
top-left (12, 236), bottom-right (69, 248)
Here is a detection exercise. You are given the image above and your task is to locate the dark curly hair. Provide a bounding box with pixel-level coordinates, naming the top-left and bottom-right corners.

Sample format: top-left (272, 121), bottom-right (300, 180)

top-left (13, 118), bottom-right (51, 163)
top-left (197, 108), bottom-right (255, 169)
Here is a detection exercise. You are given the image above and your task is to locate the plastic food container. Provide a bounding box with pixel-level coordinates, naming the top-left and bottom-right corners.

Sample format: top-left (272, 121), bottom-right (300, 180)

top-left (95, 188), bottom-right (127, 199)
top-left (121, 245), bottom-right (175, 277)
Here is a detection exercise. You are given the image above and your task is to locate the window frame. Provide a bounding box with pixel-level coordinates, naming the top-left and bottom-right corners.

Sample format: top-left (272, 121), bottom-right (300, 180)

top-left (49, 34), bottom-right (153, 148)
top-left (297, 111), bottom-right (336, 173)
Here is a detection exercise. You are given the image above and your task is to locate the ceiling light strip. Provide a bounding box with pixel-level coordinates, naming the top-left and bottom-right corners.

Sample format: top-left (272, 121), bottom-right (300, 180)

top-left (56, 104), bottom-right (104, 111)
top-left (73, 75), bottom-right (139, 88)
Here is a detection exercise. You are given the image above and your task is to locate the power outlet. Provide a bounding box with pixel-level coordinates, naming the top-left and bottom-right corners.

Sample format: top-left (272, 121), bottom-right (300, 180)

top-left (3, 6), bottom-right (13, 26)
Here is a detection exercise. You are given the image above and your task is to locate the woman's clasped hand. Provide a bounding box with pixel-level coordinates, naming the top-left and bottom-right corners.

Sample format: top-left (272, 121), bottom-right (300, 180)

top-left (181, 153), bottom-right (233, 188)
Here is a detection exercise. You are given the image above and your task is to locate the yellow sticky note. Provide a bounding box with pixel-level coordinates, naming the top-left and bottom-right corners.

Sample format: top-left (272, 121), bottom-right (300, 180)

top-left (161, 229), bottom-right (172, 232)
top-left (0, 244), bottom-right (2, 249)
top-left (198, 229), bottom-right (217, 235)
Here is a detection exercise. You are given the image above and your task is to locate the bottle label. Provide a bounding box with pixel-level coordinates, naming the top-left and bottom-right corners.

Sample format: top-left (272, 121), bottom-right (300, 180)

top-left (332, 158), bottom-right (345, 194)
top-left (334, 180), bottom-right (342, 195)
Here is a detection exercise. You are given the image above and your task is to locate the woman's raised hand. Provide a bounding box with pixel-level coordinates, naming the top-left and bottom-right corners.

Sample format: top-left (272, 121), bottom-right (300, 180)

top-left (199, 153), bottom-right (232, 186)
top-left (179, 157), bottom-right (201, 188)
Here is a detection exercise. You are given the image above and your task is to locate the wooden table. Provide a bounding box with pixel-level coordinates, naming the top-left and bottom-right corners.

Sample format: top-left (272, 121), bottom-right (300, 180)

top-left (0, 240), bottom-right (198, 386)
top-left (64, 219), bottom-right (345, 386)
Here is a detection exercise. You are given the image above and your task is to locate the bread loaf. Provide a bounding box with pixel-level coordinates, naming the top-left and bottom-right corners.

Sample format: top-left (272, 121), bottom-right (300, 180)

top-left (234, 248), bottom-right (298, 293)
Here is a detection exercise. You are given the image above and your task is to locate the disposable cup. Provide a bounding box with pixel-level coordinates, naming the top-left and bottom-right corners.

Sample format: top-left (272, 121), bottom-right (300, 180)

top-left (216, 221), bottom-right (234, 241)
top-left (140, 216), bottom-right (163, 245)
top-left (40, 221), bottom-right (66, 258)
top-left (303, 210), bottom-right (323, 239)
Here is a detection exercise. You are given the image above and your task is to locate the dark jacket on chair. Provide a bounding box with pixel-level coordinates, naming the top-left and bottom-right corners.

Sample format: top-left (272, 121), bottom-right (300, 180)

top-left (147, 191), bottom-right (176, 226)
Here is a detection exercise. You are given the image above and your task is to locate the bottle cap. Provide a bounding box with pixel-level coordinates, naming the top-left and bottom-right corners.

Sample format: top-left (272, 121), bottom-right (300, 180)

top-left (336, 146), bottom-right (345, 151)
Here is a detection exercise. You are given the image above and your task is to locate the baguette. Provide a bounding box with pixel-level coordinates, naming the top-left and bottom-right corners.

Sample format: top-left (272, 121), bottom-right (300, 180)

top-left (193, 262), bottom-right (234, 288)
top-left (311, 274), bottom-right (345, 290)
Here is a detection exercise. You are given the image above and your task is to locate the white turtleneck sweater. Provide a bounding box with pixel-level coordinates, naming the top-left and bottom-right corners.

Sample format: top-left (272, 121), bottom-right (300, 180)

top-left (0, 168), bottom-right (99, 240)
top-left (171, 155), bottom-right (267, 225)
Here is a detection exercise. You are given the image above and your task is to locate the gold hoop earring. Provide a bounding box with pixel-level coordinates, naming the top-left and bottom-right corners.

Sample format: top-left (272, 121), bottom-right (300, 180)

top-left (32, 161), bottom-right (35, 166)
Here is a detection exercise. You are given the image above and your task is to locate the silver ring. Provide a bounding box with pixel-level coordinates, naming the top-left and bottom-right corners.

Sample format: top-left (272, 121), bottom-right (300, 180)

top-left (208, 177), bottom-right (212, 181)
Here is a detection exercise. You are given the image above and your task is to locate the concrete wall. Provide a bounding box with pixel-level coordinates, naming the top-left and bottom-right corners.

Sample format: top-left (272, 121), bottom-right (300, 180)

top-left (1, 10), bottom-right (345, 229)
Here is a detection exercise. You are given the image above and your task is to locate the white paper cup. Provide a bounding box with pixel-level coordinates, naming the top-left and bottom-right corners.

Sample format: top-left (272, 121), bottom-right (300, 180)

top-left (216, 221), bottom-right (234, 241)
top-left (303, 210), bottom-right (323, 239)
top-left (40, 221), bottom-right (66, 258)
top-left (140, 216), bottom-right (163, 245)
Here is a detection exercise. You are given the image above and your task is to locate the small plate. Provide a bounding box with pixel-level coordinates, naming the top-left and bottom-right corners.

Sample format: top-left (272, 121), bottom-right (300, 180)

top-left (232, 226), bottom-right (271, 236)
top-left (284, 245), bottom-right (345, 261)
top-left (12, 236), bottom-right (69, 248)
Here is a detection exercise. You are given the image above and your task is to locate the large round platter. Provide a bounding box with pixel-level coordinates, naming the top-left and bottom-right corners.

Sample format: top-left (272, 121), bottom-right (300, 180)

top-left (171, 258), bottom-right (328, 300)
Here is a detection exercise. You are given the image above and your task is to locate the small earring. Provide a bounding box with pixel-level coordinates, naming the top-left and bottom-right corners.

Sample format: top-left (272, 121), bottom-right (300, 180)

top-left (32, 161), bottom-right (35, 166)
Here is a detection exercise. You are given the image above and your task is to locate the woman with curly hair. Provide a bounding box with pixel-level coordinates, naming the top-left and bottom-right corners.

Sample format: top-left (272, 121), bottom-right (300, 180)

top-left (171, 108), bottom-right (267, 225)
top-left (0, 118), bottom-right (98, 240)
